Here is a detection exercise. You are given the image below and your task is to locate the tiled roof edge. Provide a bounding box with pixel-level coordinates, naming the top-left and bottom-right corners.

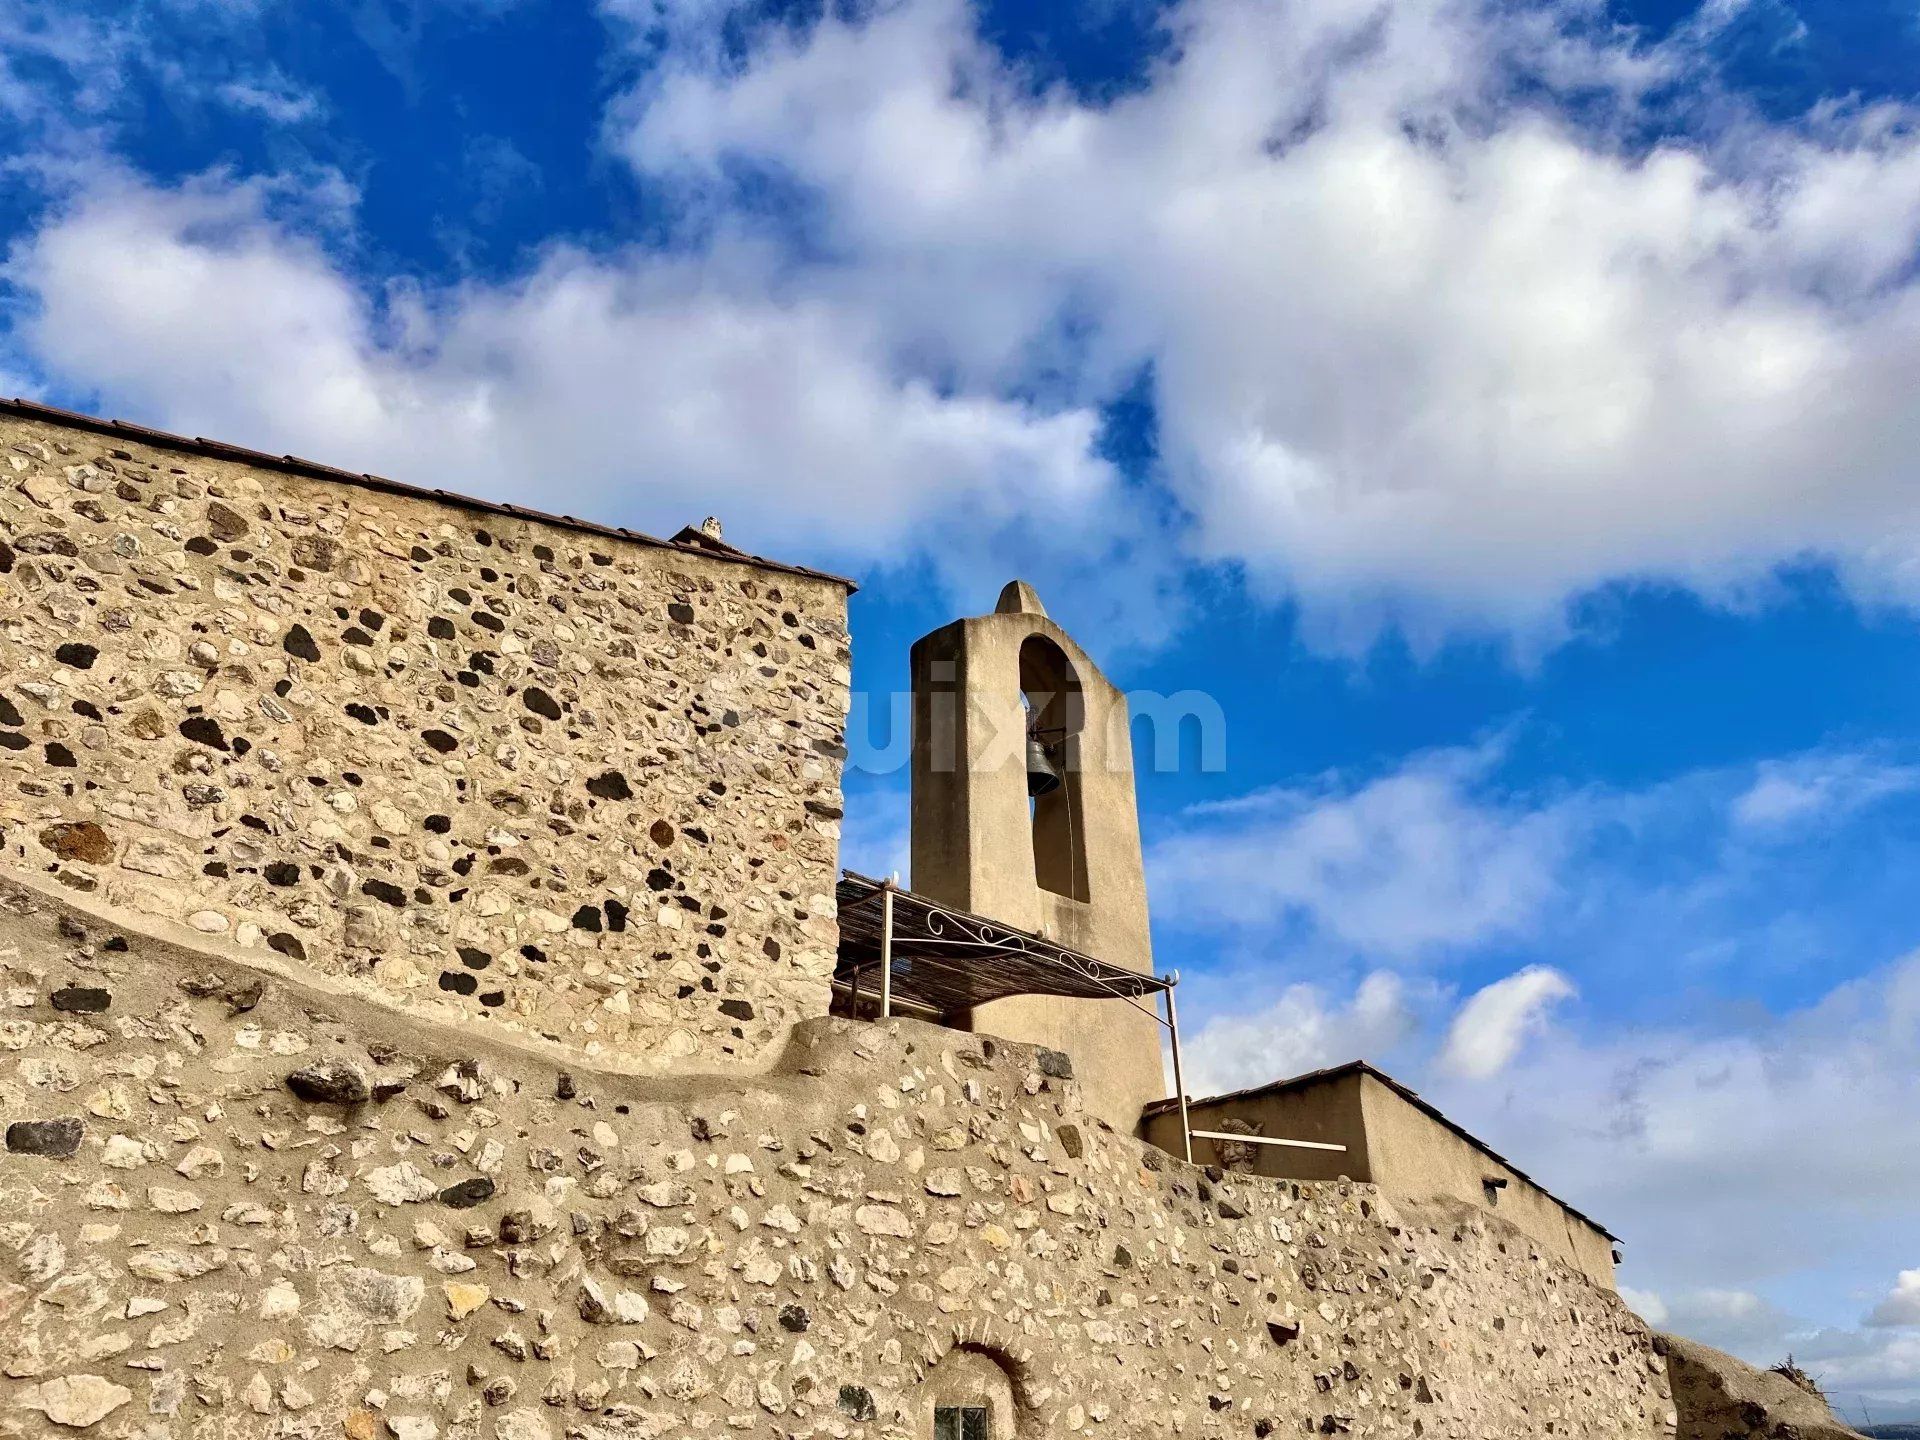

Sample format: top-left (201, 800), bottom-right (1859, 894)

top-left (1144, 1058), bottom-right (1620, 1242)
top-left (0, 396), bottom-right (858, 592)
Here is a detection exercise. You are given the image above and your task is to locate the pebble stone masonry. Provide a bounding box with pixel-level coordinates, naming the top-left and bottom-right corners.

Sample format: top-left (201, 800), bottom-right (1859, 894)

top-left (0, 402), bottom-right (1822, 1439)
top-left (0, 405), bottom-right (853, 1075)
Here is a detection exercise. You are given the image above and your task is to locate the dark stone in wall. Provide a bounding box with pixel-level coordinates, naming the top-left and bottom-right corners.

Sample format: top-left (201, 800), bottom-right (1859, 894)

top-left (283, 625), bottom-right (321, 662)
top-left (362, 879), bottom-right (406, 907)
top-left (179, 716), bottom-right (229, 750)
top-left (719, 999), bottom-right (755, 1022)
top-left (585, 771), bottom-right (632, 801)
top-left (0, 695), bottom-right (21, 728)
top-left (285, 1060), bottom-right (373, 1106)
top-left (39, 822), bottom-right (113, 864)
top-left (55, 643), bottom-right (98, 670)
top-left (523, 688), bottom-right (562, 721)
top-left (6, 1117), bottom-right (83, 1158)
top-left (838, 1386), bottom-right (878, 1421)
top-left (440, 1177), bottom-right (495, 1209)
top-left (50, 986), bottom-right (111, 1013)
top-left (206, 501), bottom-right (250, 541)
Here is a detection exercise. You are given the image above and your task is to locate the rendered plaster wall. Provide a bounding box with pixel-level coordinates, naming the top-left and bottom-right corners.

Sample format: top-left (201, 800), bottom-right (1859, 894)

top-left (1358, 1075), bottom-right (1618, 1290)
top-left (0, 411), bottom-right (850, 1073)
top-left (1142, 1074), bottom-right (1374, 1187)
top-left (908, 586), bottom-right (1166, 1136)
top-left (1144, 1073), bottom-right (1616, 1291)
top-left (0, 876), bottom-right (1678, 1440)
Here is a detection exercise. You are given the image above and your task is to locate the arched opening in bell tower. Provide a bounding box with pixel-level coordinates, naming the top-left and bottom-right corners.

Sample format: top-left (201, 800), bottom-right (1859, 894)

top-left (1018, 634), bottom-right (1089, 903)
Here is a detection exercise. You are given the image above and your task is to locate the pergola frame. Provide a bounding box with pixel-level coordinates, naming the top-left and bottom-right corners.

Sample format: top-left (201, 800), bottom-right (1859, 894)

top-left (834, 871), bottom-right (1194, 1162)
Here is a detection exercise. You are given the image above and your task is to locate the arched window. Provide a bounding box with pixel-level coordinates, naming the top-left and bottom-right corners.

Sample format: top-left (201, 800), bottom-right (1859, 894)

top-left (1019, 635), bottom-right (1089, 903)
top-left (918, 1346), bottom-right (1021, 1440)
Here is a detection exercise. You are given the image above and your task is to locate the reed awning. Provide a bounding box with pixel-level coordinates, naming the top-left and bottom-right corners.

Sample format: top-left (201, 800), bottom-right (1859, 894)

top-left (833, 870), bottom-right (1169, 1015)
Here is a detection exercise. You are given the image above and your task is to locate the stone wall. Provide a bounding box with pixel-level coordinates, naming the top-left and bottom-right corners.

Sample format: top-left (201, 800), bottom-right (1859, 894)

top-left (0, 876), bottom-right (1679, 1440)
top-left (0, 408), bottom-right (850, 1073)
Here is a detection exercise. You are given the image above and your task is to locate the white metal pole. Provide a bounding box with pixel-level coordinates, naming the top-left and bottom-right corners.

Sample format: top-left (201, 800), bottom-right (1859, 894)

top-left (1188, 1130), bottom-right (1347, 1153)
top-left (1165, 972), bottom-right (1192, 1164)
top-left (879, 881), bottom-right (894, 1019)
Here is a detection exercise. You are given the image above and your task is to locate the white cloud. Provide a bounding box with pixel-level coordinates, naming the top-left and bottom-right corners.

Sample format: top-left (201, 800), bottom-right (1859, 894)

top-left (1149, 744), bottom-right (1573, 958)
top-left (1438, 964), bottom-right (1576, 1079)
top-left (215, 72), bottom-right (322, 125)
top-left (0, 2), bottom-right (315, 151)
top-left (1732, 752), bottom-right (1920, 832)
top-left (1426, 949), bottom-right (1920, 1305)
top-left (1162, 737), bottom-right (1920, 1393)
top-left (615, 0), bottom-right (1920, 645)
top-left (1663, 1288), bottom-right (1803, 1353)
top-left (18, 0), bottom-right (1920, 647)
top-left (1804, 1329), bottom-right (1920, 1408)
top-left (4, 169), bottom-right (1180, 637)
top-left (1869, 1270), bottom-right (1920, 1329)
top-left (1183, 971), bottom-right (1428, 1094)
top-left (1619, 1285), bottom-right (1669, 1327)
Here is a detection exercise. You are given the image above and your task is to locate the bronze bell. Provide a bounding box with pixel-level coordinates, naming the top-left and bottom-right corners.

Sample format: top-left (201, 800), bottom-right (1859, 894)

top-left (1026, 735), bottom-right (1062, 798)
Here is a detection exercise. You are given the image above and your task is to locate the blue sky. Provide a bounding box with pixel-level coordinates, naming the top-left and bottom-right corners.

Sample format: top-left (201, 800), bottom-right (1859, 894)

top-left (4, 0), bottom-right (1920, 1416)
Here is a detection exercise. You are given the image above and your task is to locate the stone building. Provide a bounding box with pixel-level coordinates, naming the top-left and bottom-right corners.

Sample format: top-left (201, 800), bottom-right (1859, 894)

top-left (0, 399), bottom-right (853, 1075)
top-left (1141, 1062), bottom-right (1620, 1288)
top-left (0, 398), bottom-right (1854, 1439)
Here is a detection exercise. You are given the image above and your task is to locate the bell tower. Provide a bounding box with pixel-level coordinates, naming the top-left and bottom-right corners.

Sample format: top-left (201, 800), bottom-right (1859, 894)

top-left (909, 581), bottom-right (1167, 1133)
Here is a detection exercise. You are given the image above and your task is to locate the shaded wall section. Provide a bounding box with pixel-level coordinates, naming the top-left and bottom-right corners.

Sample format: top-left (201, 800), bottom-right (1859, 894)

top-left (1658, 1334), bottom-right (1864, 1440)
top-left (0, 409), bottom-right (851, 1072)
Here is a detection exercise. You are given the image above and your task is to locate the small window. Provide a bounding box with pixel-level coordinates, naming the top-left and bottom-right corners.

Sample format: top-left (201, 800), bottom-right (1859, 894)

top-left (935, 1406), bottom-right (989, 1440)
